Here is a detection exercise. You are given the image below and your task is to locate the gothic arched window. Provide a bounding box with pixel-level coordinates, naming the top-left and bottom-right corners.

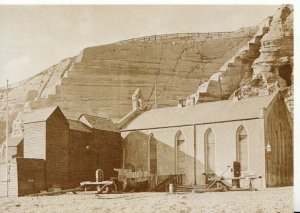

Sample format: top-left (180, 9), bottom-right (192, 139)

top-left (205, 128), bottom-right (215, 173)
top-left (175, 131), bottom-right (186, 175)
top-left (237, 126), bottom-right (248, 171)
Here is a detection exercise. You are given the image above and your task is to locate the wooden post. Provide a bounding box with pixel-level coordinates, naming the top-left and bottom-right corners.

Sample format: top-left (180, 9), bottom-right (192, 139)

top-left (193, 125), bottom-right (197, 185)
top-left (5, 79), bottom-right (9, 197)
top-left (154, 79), bottom-right (157, 109)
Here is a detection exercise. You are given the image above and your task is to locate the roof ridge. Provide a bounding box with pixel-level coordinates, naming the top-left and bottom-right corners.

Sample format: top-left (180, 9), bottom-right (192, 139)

top-left (81, 114), bottom-right (110, 120)
top-left (122, 93), bottom-right (278, 131)
top-left (143, 94), bottom-right (275, 112)
top-left (23, 106), bottom-right (61, 124)
top-left (67, 118), bottom-right (79, 121)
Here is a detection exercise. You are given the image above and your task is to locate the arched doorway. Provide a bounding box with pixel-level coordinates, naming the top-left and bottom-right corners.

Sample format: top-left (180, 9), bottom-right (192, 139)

top-left (175, 131), bottom-right (186, 175)
top-left (236, 126), bottom-right (248, 171)
top-left (204, 128), bottom-right (215, 173)
top-left (278, 64), bottom-right (292, 86)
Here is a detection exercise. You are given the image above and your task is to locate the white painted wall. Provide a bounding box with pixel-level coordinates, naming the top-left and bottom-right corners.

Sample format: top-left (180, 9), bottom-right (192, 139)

top-left (122, 118), bottom-right (266, 187)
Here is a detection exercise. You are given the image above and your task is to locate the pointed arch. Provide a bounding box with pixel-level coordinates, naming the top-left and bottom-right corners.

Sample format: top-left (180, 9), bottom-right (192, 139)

top-left (236, 125), bottom-right (248, 171)
top-left (175, 131), bottom-right (186, 175)
top-left (204, 128), bottom-right (216, 173)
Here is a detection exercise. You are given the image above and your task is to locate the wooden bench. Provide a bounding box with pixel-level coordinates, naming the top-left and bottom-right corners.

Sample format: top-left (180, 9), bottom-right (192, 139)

top-left (206, 176), bottom-right (262, 191)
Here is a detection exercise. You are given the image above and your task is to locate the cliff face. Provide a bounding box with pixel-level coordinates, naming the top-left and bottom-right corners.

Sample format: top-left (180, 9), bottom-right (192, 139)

top-left (185, 5), bottom-right (294, 120)
top-left (1, 28), bottom-right (255, 119)
top-left (56, 29), bottom-right (256, 120)
top-left (0, 57), bottom-right (75, 140)
top-left (251, 5), bottom-right (294, 117)
top-left (187, 5), bottom-right (293, 118)
top-left (0, 28), bottom-right (257, 142)
top-left (0, 5), bottom-right (293, 143)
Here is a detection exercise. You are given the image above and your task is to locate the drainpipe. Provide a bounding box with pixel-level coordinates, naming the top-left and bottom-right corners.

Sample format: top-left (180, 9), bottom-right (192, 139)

top-left (193, 124), bottom-right (197, 185)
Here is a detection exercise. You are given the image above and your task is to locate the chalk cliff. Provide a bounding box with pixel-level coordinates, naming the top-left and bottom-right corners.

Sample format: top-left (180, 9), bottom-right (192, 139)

top-left (187, 5), bottom-right (293, 118)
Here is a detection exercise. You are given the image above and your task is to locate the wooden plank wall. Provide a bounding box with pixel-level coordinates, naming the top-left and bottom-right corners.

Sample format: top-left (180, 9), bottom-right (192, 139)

top-left (0, 163), bottom-right (18, 197)
top-left (69, 130), bottom-right (93, 188)
top-left (24, 122), bottom-right (46, 159)
top-left (265, 94), bottom-right (293, 187)
top-left (46, 109), bottom-right (69, 189)
top-left (17, 158), bottom-right (46, 196)
top-left (91, 130), bottom-right (122, 180)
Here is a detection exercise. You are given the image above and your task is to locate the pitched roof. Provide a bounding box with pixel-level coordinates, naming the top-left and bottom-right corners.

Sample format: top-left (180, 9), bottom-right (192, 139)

top-left (23, 106), bottom-right (60, 124)
top-left (132, 88), bottom-right (143, 98)
top-left (68, 119), bottom-right (92, 133)
top-left (122, 92), bottom-right (278, 131)
top-left (0, 136), bottom-right (23, 147)
top-left (79, 114), bottom-right (119, 132)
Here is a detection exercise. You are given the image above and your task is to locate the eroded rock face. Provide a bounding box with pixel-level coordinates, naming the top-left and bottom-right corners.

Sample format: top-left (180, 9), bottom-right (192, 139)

top-left (187, 20), bottom-right (271, 103)
top-left (252, 5), bottom-right (293, 82)
top-left (187, 5), bottom-right (293, 119)
top-left (238, 5), bottom-right (293, 118)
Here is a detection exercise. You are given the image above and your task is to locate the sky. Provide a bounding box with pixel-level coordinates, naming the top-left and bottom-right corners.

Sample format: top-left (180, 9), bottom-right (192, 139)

top-left (0, 5), bottom-right (280, 86)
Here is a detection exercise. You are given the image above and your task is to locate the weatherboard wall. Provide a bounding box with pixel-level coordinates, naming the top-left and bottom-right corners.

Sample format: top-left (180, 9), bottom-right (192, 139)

top-left (90, 129), bottom-right (122, 180)
top-left (0, 163), bottom-right (18, 197)
top-left (17, 158), bottom-right (46, 196)
top-left (45, 108), bottom-right (69, 189)
top-left (265, 94), bottom-right (293, 187)
top-left (69, 129), bottom-right (93, 187)
top-left (24, 122), bottom-right (46, 159)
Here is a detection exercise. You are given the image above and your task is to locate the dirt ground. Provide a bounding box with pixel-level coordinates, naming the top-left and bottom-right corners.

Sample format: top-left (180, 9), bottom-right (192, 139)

top-left (0, 187), bottom-right (293, 213)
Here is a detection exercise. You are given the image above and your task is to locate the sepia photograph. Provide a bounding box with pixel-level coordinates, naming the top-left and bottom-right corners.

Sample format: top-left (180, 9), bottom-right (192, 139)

top-left (0, 1), bottom-right (296, 212)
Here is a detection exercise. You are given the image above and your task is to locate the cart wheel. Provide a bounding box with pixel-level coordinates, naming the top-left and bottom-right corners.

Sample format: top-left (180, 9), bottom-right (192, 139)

top-left (106, 183), bottom-right (118, 194)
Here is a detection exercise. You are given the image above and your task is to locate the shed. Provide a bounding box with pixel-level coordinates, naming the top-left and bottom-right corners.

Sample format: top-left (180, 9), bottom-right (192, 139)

top-left (23, 106), bottom-right (69, 189)
top-left (79, 114), bottom-right (122, 180)
top-left (68, 119), bottom-right (93, 187)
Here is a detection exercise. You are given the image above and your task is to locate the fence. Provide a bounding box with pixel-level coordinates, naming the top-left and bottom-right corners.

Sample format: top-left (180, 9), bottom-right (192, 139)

top-left (115, 31), bottom-right (235, 44)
